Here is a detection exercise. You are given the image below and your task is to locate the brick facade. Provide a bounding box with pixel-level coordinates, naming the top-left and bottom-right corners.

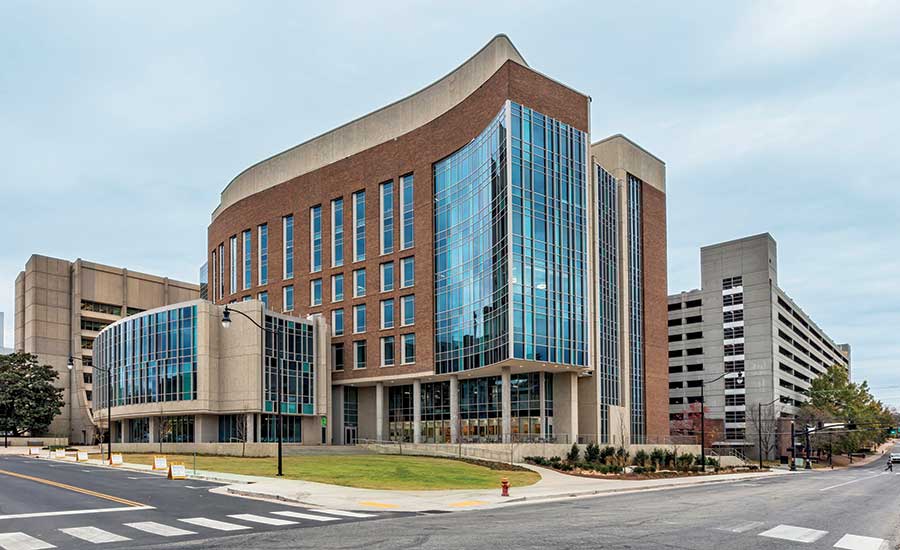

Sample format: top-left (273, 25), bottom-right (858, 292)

top-left (208, 60), bottom-right (590, 384)
top-left (642, 184), bottom-right (670, 440)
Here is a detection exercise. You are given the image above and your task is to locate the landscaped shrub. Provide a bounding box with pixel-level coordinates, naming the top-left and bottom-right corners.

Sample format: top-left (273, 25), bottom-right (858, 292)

top-left (585, 442), bottom-right (601, 463)
top-left (663, 449), bottom-right (676, 468)
top-left (677, 453), bottom-right (696, 471)
top-left (567, 443), bottom-right (581, 463)
top-left (650, 448), bottom-right (665, 469)
top-left (549, 456), bottom-right (562, 464)
top-left (633, 449), bottom-right (649, 467)
top-left (615, 446), bottom-right (630, 466)
top-left (600, 445), bottom-right (616, 464)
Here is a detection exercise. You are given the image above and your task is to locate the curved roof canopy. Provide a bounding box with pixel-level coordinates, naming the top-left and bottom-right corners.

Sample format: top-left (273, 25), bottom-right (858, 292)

top-left (212, 34), bottom-right (528, 221)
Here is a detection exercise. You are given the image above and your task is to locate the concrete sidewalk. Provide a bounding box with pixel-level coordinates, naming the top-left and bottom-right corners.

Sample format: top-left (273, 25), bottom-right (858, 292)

top-left (216, 465), bottom-right (787, 512)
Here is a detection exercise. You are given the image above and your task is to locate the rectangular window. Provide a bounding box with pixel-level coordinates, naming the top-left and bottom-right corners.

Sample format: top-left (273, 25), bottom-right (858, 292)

top-left (242, 295), bottom-right (251, 302)
top-left (283, 215), bottom-right (294, 279)
top-left (381, 299), bottom-right (395, 329)
top-left (258, 224), bottom-right (268, 285)
top-left (310, 279), bottom-right (322, 306)
top-left (353, 340), bottom-right (366, 369)
top-left (332, 343), bottom-right (344, 371)
top-left (283, 285), bottom-right (294, 312)
top-left (400, 173), bottom-right (414, 249)
top-left (332, 274), bottom-right (344, 302)
top-left (380, 180), bottom-right (394, 255)
top-left (402, 333), bottom-right (415, 364)
top-left (310, 205), bottom-right (322, 272)
top-left (381, 262), bottom-right (394, 292)
top-left (400, 256), bottom-right (414, 288)
top-left (353, 268), bottom-right (366, 298)
top-left (401, 295), bottom-right (414, 326)
top-left (332, 309), bottom-right (344, 336)
top-left (258, 291), bottom-right (268, 308)
top-left (353, 190), bottom-right (366, 262)
top-left (381, 336), bottom-right (395, 366)
top-left (229, 236), bottom-right (237, 294)
top-left (353, 304), bottom-right (366, 333)
top-left (332, 198), bottom-right (344, 268)
top-left (211, 248), bottom-right (216, 301)
top-left (217, 243), bottom-right (224, 299)
top-left (242, 230), bottom-right (252, 290)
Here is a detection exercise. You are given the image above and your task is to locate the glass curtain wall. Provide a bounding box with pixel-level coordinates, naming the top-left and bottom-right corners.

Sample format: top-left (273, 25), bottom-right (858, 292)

top-left (421, 381), bottom-right (450, 443)
top-left (388, 385), bottom-right (414, 442)
top-left (434, 107), bottom-right (509, 374)
top-left (93, 305), bottom-right (198, 410)
top-left (597, 165), bottom-right (620, 444)
top-left (627, 174), bottom-right (645, 444)
top-left (263, 314), bottom-right (315, 416)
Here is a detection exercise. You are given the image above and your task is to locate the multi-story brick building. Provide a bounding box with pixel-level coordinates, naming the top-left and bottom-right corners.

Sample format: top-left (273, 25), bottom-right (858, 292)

top-left (150, 34), bottom-right (665, 448)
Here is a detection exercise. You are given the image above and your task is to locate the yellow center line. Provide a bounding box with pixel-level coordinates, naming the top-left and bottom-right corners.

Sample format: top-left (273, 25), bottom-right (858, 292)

top-left (0, 469), bottom-right (146, 508)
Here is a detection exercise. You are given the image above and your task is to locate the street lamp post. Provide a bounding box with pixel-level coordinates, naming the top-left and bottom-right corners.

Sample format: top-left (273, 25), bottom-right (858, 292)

top-left (68, 357), bottom-right (112, 462)
top-left (222, 305), bottom-right (284, 476)
top-left (790, 420), bottom-right (796, 471)
top-left (699, 370), bottom-right (744, 471)
top-left (805, 425), bottom-right (812, 470)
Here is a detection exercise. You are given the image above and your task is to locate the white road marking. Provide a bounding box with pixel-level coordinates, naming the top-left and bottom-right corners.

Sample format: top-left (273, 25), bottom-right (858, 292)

top-left (178, 518), bottom-right (251, 532)
top-left (59, 526), bottom-right (130, 544)
top-left (309, 508), bottom-right (375, 518)
top-left (834, 534), bottom-right (890, 550)
top-left (821, 474), bottom-right (885, 492)
top-left (183, 486), bottom-right (209, 490)
top-left (0, 506), bottom-right (154, 520)
top-left (124, 522), bottom-right (196, 537)
top-left (271, 511), bottom-right (339, 522)
top-left (758, 524), bottom-right (828, 543)
top-left (715, 520), bottom-right (764, 533)
top-left (228, 514), bottom-right (297, 526)
top-left (0, 532), bottom-right (55, 550)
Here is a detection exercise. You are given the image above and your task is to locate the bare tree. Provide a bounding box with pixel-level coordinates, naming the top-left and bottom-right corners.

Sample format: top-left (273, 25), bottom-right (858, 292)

top-left (747, 403), bottom-right (780, 462)
top-left (231, 414), bottom-right (247, 457)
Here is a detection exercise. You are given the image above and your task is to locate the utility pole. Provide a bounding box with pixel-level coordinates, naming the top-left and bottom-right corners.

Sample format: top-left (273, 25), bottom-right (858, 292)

top-left (758, 402), bottom-right (763, 469)
top-left (805, 425), bottom-right (812, 470)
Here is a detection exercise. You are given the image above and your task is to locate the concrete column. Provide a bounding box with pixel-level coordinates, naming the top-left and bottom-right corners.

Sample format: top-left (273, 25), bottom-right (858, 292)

top-left (119, 421), bottom-right (126, 444)
top-left (413, 379), bottom-right (422, 444)
top-left (332, 387), bottom-right (345, 445)
top-left (449, 375), bottom-right (459, 443)
top-left (375, 382), bottom-right (384, 441)
top-left (566, 372), bottom-right (579, 443)
top-left (539, 371), bottom-right (546, 437)
top-left (502, 366), bottom-right (511, 443)
top-left (148, 417), bottom-right (157, 444)
top-left (245, 413), bottom-right (255, 444)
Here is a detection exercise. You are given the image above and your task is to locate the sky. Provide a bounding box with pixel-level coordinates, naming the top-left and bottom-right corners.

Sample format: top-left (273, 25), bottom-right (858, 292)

top-left (1, 1), bottom-right (898, 402)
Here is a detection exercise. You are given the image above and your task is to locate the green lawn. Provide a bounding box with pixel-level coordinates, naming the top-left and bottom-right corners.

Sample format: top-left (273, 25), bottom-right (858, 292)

top-left (94, 453), bottom-right (540, 490)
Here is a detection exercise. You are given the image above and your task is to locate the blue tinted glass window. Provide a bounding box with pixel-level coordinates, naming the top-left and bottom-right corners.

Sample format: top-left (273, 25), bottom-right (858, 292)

top-left (284, 215), bottom-right (294, 279)
top-left (381, 181), bottom-right (394, 254)
top-left (332, 198), bottom-right (344, 267)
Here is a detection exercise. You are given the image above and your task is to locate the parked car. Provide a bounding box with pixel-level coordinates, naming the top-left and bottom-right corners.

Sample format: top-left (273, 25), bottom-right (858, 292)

top-left (889, 452), bottom-right (900, 463)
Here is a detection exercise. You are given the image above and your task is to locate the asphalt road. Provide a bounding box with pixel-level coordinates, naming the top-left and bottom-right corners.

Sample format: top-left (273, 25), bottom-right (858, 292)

top-left (3, 447), bottom-right (899, 549)
top-left (0, 454), bottom-right (405, 549)
top-left (146, 446), bottom-right (900, 550)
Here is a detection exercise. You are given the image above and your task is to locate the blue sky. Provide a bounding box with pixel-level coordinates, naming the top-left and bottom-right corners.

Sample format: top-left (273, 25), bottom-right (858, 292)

top-left (1, 1), bottom-right (898, 404)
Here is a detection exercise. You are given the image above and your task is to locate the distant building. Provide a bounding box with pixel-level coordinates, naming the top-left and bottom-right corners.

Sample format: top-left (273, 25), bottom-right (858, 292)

top-left (667, 234), bottom-right (850, 455)
top-left (14, 254), bottom-right (199, 443)
top-left (0, 311), bottom-right (12, 354)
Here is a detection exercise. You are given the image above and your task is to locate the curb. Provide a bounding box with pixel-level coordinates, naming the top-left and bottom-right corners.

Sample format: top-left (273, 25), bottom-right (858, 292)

top-left (222, 471), bottom-right (780, 512)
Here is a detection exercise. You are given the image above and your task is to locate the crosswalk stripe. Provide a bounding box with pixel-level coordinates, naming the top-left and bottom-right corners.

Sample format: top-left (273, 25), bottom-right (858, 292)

top-left (178, 518), bottom-right (252, 532)
top-left (758, 524), bottom-right (828, 543)
top-left (227, 514), bottom-right (297, 526)
top-left (271, 511), bottom-right (340, 522)
top-left (124, 522), bottom-right (196, 537)
top-left (59, 526), bottom-right (131, 544)
top-left (714, 520), bottom-right (764, 533)
top-left (309, 508), bottom-right (375, 518)
top-left (0, 532), bottom-right (55, 550)
top-left (834, 534), bottom-right (890, 550)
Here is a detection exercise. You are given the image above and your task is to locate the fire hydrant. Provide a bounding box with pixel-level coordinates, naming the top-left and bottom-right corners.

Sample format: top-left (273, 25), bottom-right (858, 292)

top-left (500, 477), bottom-right (510, 497)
